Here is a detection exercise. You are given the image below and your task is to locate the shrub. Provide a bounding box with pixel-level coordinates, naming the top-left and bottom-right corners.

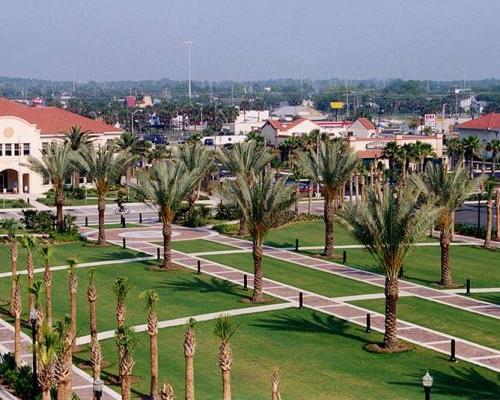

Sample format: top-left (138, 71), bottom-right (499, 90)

top-left (0, 353), bottom-right (37, 399)
top-left (213, 223), bottom-right (240, 235)
top-left (176, 205), bottom-right (211, 227)
top-left (454, 223), bottom-right (496, 240)
top-left (63, 187), bottom-right (86, 200)
top-left (21, 210), bottom-right (56, 232)
top-left (215, 202), bottom-right (240, 220)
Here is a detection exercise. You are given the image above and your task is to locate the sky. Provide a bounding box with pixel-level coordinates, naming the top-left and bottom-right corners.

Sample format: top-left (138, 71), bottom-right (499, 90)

top-left (2, 0), bottom-right (499, 82)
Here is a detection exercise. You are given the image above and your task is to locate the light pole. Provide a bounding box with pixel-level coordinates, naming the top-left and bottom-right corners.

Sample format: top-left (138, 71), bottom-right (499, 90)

top-left (93, 378), bottom-right (103, 400)
top-left (131, 109), bottom-right (143, 135)
top-left (185, 41), bottom-right (193, 99)
top-left (422, 370), bottom-right (433, 400)
top-left (29, 307), bottom-right (38, 397)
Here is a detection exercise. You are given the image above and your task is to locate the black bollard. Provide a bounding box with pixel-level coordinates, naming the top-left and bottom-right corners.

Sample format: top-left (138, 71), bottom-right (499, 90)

top-left (366, 313), bottom-right (372, 333)
top-left (85, 216), bottom-right (88, 227)
top-left (121, 215), bottom-right (126, 228)
top-left (139, 213), bottom-right (143, 223)
top-left (122, 237), bottom-right (126, 249)
top-left (450, 339), bottom-right (457, 362)
top-left (156, 247), bottom-right (160, 261)
top-left (342, 250), bottom-right (347, 264)
top-left (244, 274), bottom-right (248, 291)
top-left (295, 238), bottom-right (299, 252)
top-left (197, 260), bottom-right (201, 275)
top-left (466, 279), bottom-right (471, 296)
top-left (299, 292), bottom-right (303, 309)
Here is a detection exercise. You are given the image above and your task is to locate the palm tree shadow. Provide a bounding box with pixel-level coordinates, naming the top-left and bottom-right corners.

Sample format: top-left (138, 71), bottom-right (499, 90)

top-left (161, 276), bottom-right (243, 299)
top-left (388, 367), bottom-right (500, 399)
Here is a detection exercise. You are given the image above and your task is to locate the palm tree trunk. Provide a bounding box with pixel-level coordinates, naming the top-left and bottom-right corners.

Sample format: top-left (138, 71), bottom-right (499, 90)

top-left (150, 333), bottom-right (158, 400)
top-left (495, 189), bottom-right (500, 240)
top-left (238, 216), bottom-right (248, 236)
top-left (45, 262), bottom-right (52, 328)
top-left (70, 292), bottom-right (77, 352)
top-left (294, 185), bottom-right (299, 214)
top-left (72, 171), bottom-right (80, 190)
top-left (252, 240), bottom-right (264, 303)
top-left (162, 219), bottom-right (173, 270)
top-left (55, 188), bottom-right (64, 231)
top-left (383, 276), bottom-right (399, 349)
top-left (27, 250), bottom-right (34, 312)
top-left (188, 191), bottom-right (197, 220)
top-left (439, 229), bottom-right (453, 287)
top-left (222, 370), bottom-right (231, 400)
top-left (97, 194), bottom-right (106, 245)
top-left (9, 243), bottom-right (17, 317)
top-left (307, 184), bottom-right (312, 215)
top-left (42, 390), bottom-right (51, 400)
top-left (122, 374), bottom-right (131, 400)
top-left (323, 195), bottom-right (335, 257)
top-left (14, 314), bottom-right (21, 366)
top-left (484, 199), bottom-right (493, 248)
top-left (185, 355), bottom-right (194, 400)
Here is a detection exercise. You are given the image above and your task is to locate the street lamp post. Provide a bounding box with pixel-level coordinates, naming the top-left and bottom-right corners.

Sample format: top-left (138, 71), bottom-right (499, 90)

top-left (93, 378), bottom-right (104, 400)
top-left (422, 370), bottom-right (433, 400)
top-left (185, 41), bottom-right (193, 99)
top-left (29, 308), bottom-right (38, 397)
top-left (131, 109), bottom-right (143, 135)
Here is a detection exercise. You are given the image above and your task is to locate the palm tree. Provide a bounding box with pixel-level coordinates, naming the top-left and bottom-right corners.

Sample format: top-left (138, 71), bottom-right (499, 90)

top-left (489, 139), bottom-right (500, 175)
top-left (19, 234), bottom-right (38, 312)
top-left (63, 125), bottom-right (95, 188)
top-left (461, 136), bottom-right (480, 175)
top-left (415, 141), bottom-right (435, 172)
top-left (116, 327), bottom-right (137, 400)
top-left (29, 280), bottom-right (44, 340)
top-left (484, 180), bottom-right (495, 248)
top-left (382, 141), bottom-right (400, 171)
top-left (53, 316), bottom-right (73, 400)
top-left (12, 276), bottom-right (22, 367)
top-left (183, 319), bottom-right (196, 400)
top-left (136, 162), bottom-right (200, 269)
top-left (140, 289), bottom-right (159, 400)
top-left (447, 137), bottom-right (463, 170)
top-left (24, 142), bottom-right (72, 230)
top-left (160, 383), bottom-right (175, 400)
top-left (1, 218), bottom-right (20, 316)
top-left (420, 163), bottom-right (483, 286)
top-left (217, 141), bottom-right (274, 236)
top-left (343, 180), bottom-right (435, 350)
top-left (67, 258), bottom-right (78, 351)
top-left (115, 131), bottom-right (148, 184)
top-left (37, 325), bottom-right (59, 400)
top-left (40, 246), bottom-right (53, 327)
top-left (113, 277), bottom-right (131, 331)
top-left (245, 131), bottom-right (265, 147)
top-left (297, 139), bottom-right (359, 257)
top-left (496, 188), bottom-right (500, 241)
top-left (75, 144), bottom-right (133, 245)
top-left (87, 268), bottom-right (102, 382)
top-left (271, 369), bottom-right (281, 400)
top-left (220, 170), bottom-right (294, 302)
top-left (214, 315), bottom-right (239, 400)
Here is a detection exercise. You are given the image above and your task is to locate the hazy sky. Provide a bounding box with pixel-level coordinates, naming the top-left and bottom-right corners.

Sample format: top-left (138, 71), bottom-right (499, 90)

top-left (2, 0), bottom-right (499, 82)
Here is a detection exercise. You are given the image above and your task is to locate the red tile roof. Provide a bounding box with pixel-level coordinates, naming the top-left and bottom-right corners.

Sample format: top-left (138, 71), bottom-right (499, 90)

top-left (0, 97), bottom-right (121, 135)
top-left (354, 117), bottom-right (376, 130)
top-left (266, 118), bottom-right (319, 132)
top-left (456, 113), bottom-right (500, 131)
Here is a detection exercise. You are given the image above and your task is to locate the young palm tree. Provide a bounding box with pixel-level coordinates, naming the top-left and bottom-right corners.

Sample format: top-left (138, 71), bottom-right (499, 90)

top-left (297, 139), bottom-right (359, 257)
top-left (40, 246), bottom-right (54, 327)
top-left (271, 369), bottom-right (281, 400)
top-left (183, 319), bottom-right (196, 400)
top-left (12, 276), bottom-right (22, 367)
top-left (116, 327), bottom-right (137, 400)
top-left (53, 316), bottom-right (73, 400)
top-left (67, 258), bottom-right (78, 351)
top-left (343, 180), bottom-right (435, 350)
top-left (37, 325), bottom-right (59, 400)
top-left (461, 136), bottom-right (480, 175)
top-left (113, 276), bottom-right (131, 331)
top-left (484, 180), bottom-right (495, 248)
top-left (136, 162), bottom-right (200, 269)
top-left (217, 141), bottom-right (274, 236)
top-left (87, 268), bottom-right (102, 381)
top-left (19, 234), bottom-right (38, 312)
top-left (160, 383), bottom-right (175, 400)
top-left (140, 289), bottom-right (160, 400)
top-left (382, 141), bottom-right (400, 171)
top-left (23, 142), bottom-right (72, 230)
top-left (75, 144), bottom-right (133, 245)
top-left (1, 218), bottom-right (20, 316)
top-left (63, 125), bottom-right (95, 188)
top-left (220, 170), bottom-right (294, 302)
top-left (420, 163), bottom-right (483, 286)
top-left (29, 280), bottom-right (44, 340)
top-left (214, 315), bottom-right (239, 400)
top-left (489, 139), bottom-right (500, 175)
top-left (447, 137), bottom-right (463, 170)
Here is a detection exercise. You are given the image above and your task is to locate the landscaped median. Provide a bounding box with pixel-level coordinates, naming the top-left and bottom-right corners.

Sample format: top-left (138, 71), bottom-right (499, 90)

top-left (74, 308), bottom-right (500, 400)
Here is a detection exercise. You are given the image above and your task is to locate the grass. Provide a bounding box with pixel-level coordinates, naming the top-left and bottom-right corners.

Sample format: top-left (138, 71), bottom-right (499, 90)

top-left (344, 246), bottom-right (500, 288)
top-left (171, 239), bottom-right (239, 254)
top-left (37, 197), bottom-right (116, 206)
top-left (0, 241), bottom-right (146, 273)
top-left (0, 260), bottom-right (277, 337)
top-left (470, 293), bottom-right (500, 305)
top-left (0, 199), bottom-right (31, 208)
top-left (75, 308), bottom-right (500, 399)
top-left (351, 297), bottom-right (500, 350)
top-left (202, 252), bottom-right (381, 297)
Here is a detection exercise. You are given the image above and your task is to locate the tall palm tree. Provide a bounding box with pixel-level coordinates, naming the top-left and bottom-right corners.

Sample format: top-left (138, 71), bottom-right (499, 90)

top-left (343, 180), bottom-right (435, 350)
top-left (297, 139), bottom-right (359, 257)
top-left (271, 369), bottom-right (281, 400)
top-left (24, 142), bottom-right (72, 230)
top-left (12, 276), bottom-right (22, 367)
top-left (75, 144), bottom-right (133, 245)
top-left (136, 162), bottom-right (200, 269)
top-left (87, 268), bottom-right (102, 382)
top-left (177, 142), bottom-right (213, 218)
top-left (184, 319), bottom-right (196, 400)
top-left (484, 180), bottom-right (495, 248)
top-left (40, 246), bottom-right (53, 327)
top-left (19, 234), bottom-right (38, 312)
top-left (217, 141), bottom-right (274, 236)
top-left (220, 170), bottom-right (294, 302)
top-left (115, 131), bottom-right (148, 184)
top-left (67, 258), bottom-right (78, 351)
top-left (37, 325), bottom-right (59, 400)
top-left (214, 315), bottom-right (239, 400)
top-left (160, 383), bottom-right (175, 400)
top-left (113, 277), bottom-right (131, 332)
top-left (382, 141), bottom-right (400, 171)
top-left (415, 141), bottom-right (435, 172)
top-left (461, 136), bottom-right (480, 175)
top-left (488, 139), bottom-right (500, 176)
top-left (420, 163), bottom-right (483, 286)
top-left (447, 137), bottom-right (463, 170)
top-left (1, 218), bottom-right (20, 316)
top-left (496, 188), bottom-right (500, 241)
top-left (53, 316), bottom-right (73, 400)
top-left (116, 327), bottom-right (137, 400)
top-left (140, 289), bottom-right (159, 400)
top-left (29, 280), bottom-right (44, 340)
top-left (63, 125), bottom-right (95, 188)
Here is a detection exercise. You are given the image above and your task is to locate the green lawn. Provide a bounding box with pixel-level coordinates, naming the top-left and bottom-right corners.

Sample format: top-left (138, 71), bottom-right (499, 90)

top-left (470, 293), bottom-right (500, 305)
top-left (75, 308), bottom-right (500, 399)
top-left (203, 253), bottom-right (381, 297)
top-left (0, 241), bottom-right (146, 273)
top-left (0, 260), bottom-right (276, 336)
top-left (37, 197), bottom-right (116, 206)
top-left (0, 199), bottom-right (31, 208)
top-left (351, 297), bottom-right (500, 350)
top-left (171, 239), bottom-right (239, 254)
top-left (344, 246), bottom-right (500, 288)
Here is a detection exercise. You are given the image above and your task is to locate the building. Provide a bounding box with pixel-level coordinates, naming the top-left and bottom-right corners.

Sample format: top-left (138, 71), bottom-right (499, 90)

top-left (0, 97), bottom-right (122, 197)
top-left (346, 118), bottom-right (377, 138)
top-left (260, 118), bottom-right (325, 145)
top-left (455, 113), bottom-right (500, 143)
top-left (315, 120), bottom-right (351, 137)
top-left (271, 100), bottom-right (327, 121)
top-left (226, 110), bottom-right (269, 135)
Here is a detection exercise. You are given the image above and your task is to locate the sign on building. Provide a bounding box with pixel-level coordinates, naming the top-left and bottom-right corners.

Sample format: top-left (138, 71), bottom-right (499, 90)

top-left (330, 101), bottom-right (344, 109)
top-left (424, 114), bottom-right (436, 130)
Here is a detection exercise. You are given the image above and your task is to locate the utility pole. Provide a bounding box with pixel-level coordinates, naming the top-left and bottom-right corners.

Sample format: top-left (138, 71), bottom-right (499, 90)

top-left (185, 41), bottom-right (193, 99)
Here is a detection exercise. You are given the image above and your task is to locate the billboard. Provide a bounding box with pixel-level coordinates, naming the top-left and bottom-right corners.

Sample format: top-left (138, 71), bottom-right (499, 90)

top-left (424, 114), bottom-right (436, 129)
top-left (330, 101), bottom-right (344, 109)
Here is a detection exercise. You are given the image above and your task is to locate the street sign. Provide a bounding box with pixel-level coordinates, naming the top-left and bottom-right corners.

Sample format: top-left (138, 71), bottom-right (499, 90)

top-left (330, 101), bottom-right (344, 109)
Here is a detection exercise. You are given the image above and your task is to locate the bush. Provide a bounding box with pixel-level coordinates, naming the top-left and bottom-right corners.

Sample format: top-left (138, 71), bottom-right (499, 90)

top-left (64, 187), bottom-right (86, 200)
top-left (213, 223), bottom-right (240, 235)
top-left (175, 205), bottom-right (211, 227)
top-left (21, 210), bottom-right (56, 232)
top-left (215, 202), bottom-right (240, 220)
top-left (454, 223), bottom-right (496, 240)
top-left (0, 353), bottom-right (37, 399)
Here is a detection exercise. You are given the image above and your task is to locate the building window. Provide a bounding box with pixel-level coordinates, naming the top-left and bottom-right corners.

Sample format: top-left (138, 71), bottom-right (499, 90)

top-left (14, 143), bottom-right (20, 156)
top-left (23, 143), bottom-right (30, 156)
top-left (5, 144), bottom-right (12, 156)
top-left (43, 173), bottom-right (50, 185)
top-left (0, 144), bottom-right (2, 156)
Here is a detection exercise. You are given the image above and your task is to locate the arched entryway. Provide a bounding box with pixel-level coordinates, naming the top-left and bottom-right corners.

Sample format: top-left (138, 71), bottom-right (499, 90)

top-left (0, 169), bottom-right (19, 193)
